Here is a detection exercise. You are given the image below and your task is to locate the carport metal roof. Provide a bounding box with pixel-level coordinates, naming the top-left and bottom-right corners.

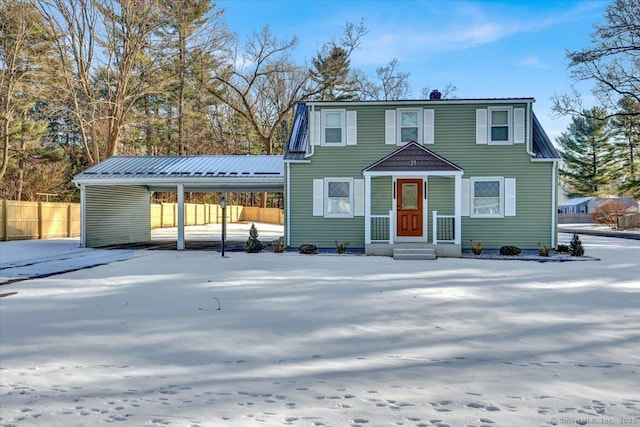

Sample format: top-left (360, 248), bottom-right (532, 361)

top-left (73, 155), bottom-right (284, 192)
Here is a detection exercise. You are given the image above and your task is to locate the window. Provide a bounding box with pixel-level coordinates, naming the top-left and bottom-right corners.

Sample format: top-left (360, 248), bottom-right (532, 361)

top-left (471, 178), bottom-right (503, 217)
top-left (398, 109), bottom-right (421, 145)
top-left (326, 179), bottom-right (352, 217)
top-left (322, 110), bottom-right (345, 146)
top-left (488, 107), bottom-right (512, 144)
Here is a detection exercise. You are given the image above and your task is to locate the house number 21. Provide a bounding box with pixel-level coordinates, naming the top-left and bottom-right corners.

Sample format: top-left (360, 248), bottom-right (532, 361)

top-left (409, 159), bottom-right (417, 166)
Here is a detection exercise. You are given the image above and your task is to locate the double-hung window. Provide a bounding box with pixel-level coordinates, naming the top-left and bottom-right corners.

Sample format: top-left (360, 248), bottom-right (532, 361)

top-left (398, 109), bottom-right (421, 145)
top-left (326, 178), bottom-right (353, 217)
top-left (322, 110), bottom-right (345, 146)
top-left (488, 107), bottom-right (512, 144)
top-left (471, 178), bottom-right (503, 217)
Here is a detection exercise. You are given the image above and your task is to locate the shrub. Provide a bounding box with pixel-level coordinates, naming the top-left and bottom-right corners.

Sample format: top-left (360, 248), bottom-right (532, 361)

top-left (592, 200), bottom-right (626, 229)
top-left (272, 237), bottom-right (286, 253)
top-left (556, 244), bottom-right (569, 253)
top-left (298, 244), bottom-right (317, 255)
top-left (538, 243), bottom-right (551, 257)
top-left (570, 233), bottom-right (585, 256)
top-left (470, 240), bottom-right (483, 255)
top-left (499, 245), bottom-right (521, 256)
top-left (335, 241), bottom-right (349, 254)
top-left (245, 223), bottom-right (263, 253)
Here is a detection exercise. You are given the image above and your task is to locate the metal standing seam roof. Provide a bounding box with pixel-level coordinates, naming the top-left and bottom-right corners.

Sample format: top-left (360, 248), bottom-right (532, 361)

top-left (73, 155), bottom-right (285, 192)
top-left (532, 113), bottom-right (561, 160)
top-left (284, 103), bottom-right (309, 161)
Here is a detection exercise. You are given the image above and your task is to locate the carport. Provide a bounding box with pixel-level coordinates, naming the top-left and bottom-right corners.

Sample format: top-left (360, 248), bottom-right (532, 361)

top-left (73, 155), bottom-right (284, 250)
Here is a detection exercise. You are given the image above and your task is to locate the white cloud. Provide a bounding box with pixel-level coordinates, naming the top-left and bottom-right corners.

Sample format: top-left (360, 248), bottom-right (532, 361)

top-left (348, 1), bottom-right (605, 68)
top-left (520, 56), bottom-right (549, 69)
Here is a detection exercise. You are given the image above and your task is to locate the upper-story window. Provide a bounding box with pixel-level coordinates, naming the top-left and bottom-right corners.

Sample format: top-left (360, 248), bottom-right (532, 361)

top-left (398, 109), bottom-right (421, 145)
top-left (488, 107), bottom-right (512, 144)
top-left (476, 106), bottom-right (525, 145)
top-left (322, 110), bottom-right (345, 146)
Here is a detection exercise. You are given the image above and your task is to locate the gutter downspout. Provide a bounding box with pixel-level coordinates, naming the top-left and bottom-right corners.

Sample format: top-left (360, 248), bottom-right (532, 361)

top-left (74, 182), bottom-right (86, 247)
top-left (551, 160), bottom-right (558, 248)
top-left (286, 161), bottom-right (291, 247)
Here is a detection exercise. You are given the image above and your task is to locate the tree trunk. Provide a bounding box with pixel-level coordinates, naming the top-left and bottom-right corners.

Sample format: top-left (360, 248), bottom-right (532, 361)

top-left (17, 166), bottom-right (24, 201)
top-left (0, 117), bottom-right (10, 181)
top-left (177, 31), bottom-right (186, 156)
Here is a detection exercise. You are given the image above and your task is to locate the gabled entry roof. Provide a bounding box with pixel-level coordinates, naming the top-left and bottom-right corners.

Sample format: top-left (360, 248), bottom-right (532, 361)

top-left (363, 141), bottom-right (463, 172)
top-left (73, 155), bottom-right (284, 192)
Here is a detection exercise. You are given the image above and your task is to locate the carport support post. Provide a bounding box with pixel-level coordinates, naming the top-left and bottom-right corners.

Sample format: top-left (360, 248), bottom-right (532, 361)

top-left (177, 184), bottom-right (185, 250)
top-left (220, 193), bottom-right (227, 257)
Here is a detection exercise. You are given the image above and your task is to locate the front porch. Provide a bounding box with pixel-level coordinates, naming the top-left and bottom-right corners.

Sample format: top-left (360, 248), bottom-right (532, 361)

top-left (365, 210), bottom-right (462, 257)
top-left (362, 142), bottom-right (464, 258)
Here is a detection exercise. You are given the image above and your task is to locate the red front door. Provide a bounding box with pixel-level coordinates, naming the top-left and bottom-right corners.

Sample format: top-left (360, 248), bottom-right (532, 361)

top-left (397, 179), bottom-right (423, 237)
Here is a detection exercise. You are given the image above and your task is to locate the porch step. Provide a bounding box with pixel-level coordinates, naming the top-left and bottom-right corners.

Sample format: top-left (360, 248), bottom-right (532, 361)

top-left (393, 248), bottom-right (437, 260)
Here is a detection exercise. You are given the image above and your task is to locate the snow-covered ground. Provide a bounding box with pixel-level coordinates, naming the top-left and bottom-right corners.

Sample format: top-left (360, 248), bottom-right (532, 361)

top-left (1, 233), bottom-right (639, 427)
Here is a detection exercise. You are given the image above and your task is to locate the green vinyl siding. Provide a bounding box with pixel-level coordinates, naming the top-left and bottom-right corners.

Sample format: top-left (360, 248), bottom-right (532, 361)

top-left (427, 176), bottom-right (455, 234)
top-left (371, 177), bottom-right (392, 215)
top-left (462, 162), bottom-right (555, 249)
top-left (288, 102), bottom-right (556, 250)
top-left (85, 185), bottom-right (151, 247)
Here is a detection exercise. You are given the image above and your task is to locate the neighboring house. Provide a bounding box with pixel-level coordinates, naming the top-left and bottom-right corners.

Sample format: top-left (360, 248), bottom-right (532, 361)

top-left (284, 98), bottom-right (560, 256)
top-left (558, 197), bottom-right (595, 214)
top-left (559, 196), bottom-right (639, 214)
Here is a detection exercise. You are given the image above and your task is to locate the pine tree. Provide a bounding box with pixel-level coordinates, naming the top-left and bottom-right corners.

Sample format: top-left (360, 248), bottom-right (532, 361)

top-left (610, 97), bottom-right (640, 198)
top-left (311, 46), bottom-right (358, 101)
top-left (556, 107), bottom-right (617, 197)
top-left (569, 233), bottom-right (585, 257)
top-left (245, 223), bottom-right (263, 253)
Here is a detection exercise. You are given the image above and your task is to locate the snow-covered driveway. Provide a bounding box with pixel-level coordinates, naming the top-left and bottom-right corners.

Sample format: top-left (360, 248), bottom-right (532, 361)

top-left (1, 234), bottom-right (639, 426)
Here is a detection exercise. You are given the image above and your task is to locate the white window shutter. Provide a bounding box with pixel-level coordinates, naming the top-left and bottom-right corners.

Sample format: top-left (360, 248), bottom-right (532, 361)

top-left (385, 110), bottom-right (396, 145)
top-left (313, 111), bottom-right (321, 146)
top-left (346, 111), bottom-right (357, 145)
top-left (423, 109), bottom-right (434, 144)
top-left (312, 179), bottom-right (324, 216)
top-left (514, 108), bottom-right (525, 144)
top-left (461, 178), bottom-right (470, 216)
top-left (505, 178), bottom-right (516, 216)
top-left (354, 179), bottom-right (364, 216)
top-left (476, 109), bottom-right (487, 144)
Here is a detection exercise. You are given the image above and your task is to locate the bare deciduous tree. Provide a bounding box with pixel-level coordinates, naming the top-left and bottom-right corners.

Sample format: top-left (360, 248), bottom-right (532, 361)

top-left (1, 0), bottom-right (59, 181)
top-left (97, 0), bottom-right (165, 158)
top-left (39, 0), bottom-right (101, 164)
top-left (552, 0), bottom-right (640, 119)
top-left (352, 58), bottom-right (411, 101)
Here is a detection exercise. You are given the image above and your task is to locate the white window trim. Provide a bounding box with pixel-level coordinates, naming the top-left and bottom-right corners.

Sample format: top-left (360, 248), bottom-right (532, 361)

top-left (487, 106), bottom-right (513, 145)
top-left (470, 177), bottom-right (504, 218)
top-left (321, 109), bottom-right (346, 147)
top-left (397, 108), bottom-right (422, 146)
top-left (325, 177), bottom-right (354, 218)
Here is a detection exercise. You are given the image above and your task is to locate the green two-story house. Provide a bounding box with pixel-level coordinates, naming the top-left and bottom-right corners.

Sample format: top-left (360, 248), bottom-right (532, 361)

top-left (284, 97), bottom-right (560, 257)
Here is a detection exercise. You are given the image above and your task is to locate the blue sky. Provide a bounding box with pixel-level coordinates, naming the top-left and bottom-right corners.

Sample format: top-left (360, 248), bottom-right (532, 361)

top-left (218, 0), bottom-right (609, 141)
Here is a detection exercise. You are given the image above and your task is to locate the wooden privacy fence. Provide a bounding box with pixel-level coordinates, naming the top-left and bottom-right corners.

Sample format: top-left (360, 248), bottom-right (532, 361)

top-left (149, 203), bottom-right (283, 229)
top-left (557, 213), bottom-right (594, 224)
top-left (2, 200), bottom-right (283, 241)
top-left (618, 213), bottom-right (640, 230)
top-left (1, 200), bottom-right (81, 241)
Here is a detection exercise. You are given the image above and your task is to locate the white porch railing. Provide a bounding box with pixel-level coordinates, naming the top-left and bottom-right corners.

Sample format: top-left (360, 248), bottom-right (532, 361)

top-left (370, 211), bottom-right (393, 243)
top-left (369, 211), bottom-right (456, 244)
top-left (432, 210), bottom-right (455, 244)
